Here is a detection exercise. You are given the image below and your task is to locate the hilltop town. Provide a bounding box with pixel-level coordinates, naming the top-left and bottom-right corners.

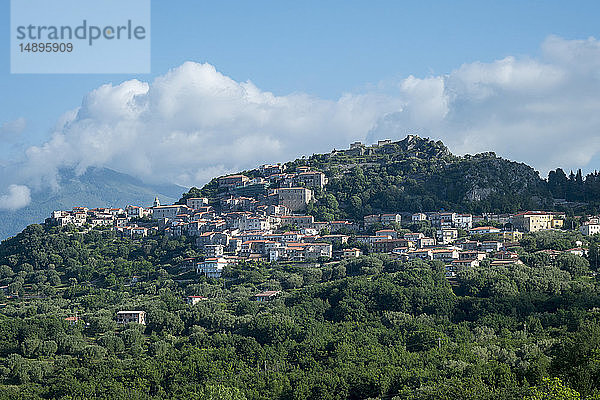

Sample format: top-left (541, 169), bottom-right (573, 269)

top-left (45, 139), bottom-right (600, 281)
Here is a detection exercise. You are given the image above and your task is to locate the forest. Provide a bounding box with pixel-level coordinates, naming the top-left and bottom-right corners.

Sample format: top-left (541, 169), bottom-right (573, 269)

top-left (0, 223), bottom-right (600, 399)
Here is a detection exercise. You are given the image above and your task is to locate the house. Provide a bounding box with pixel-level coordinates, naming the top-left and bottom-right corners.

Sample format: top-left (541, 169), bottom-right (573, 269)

top-left (295, 171), bottom-right (328, 189)
top-left (454, 214), bottom-right (473, 229)
top-left (255, 290), bottom-right (281, 302)
top-left (187, 296), bottom-right (208, 305)
top-left (418, 237), bottom-right (436, 248)
top-left (412, 213), bottom-right (427, 222)
top-left (218, 174), bottom-right (250, 189)
top-left (196, 257), bottom-right (229, 278)
top-left (512, 211), bottom-right (564, 232)
top-left (565, 247), bottom-right (588, 257)
top-left (432, 249), bottom-right (459, 263)
top-left (152, 205), bottom-right (190, 220)
top-left (342, 248), bottom-right (362, 259)
top-left (459, 251), bottom-right (487, 261)
top-left (581, 223), bottom-right (600, 236)
top-left (437, 228), bottom-right (459, 244)
top-left (304, 243), bottom-right (333, 259)
top-left (373, 239), bottom-right (411, 253)
top-left (404, 232), bottom-right (424, 241)
top-left (186, 197), bottom-right (209, 210)
top-left (203, 244), bottom-right (224, 257)
top-left (355, 235), bottom-right (383, 245)
top-left (280, 215), bottom-right (315, 227)
top-left (64, 316), bottom-right (82, 325)
top-left (469, 226), bottom-right (501, 235)
top-left (116, 311), bottom-right (146, 325)
top-left (320, 234), bottom-right (350, 244)
top-left (130, 226), bottom-right (148, 237)
top-left (380, 213), bottom-right (401, 225)
top-left (277, 188), bottom-right (313, 212)
top-left (406, 249), bottom-right (434, 260)
top-left (259, 164), bottom-right (283, 176)
top-left (452, 259), bottom-right (480, 268)
top-left (480, 241), bottom-right (503, 252)
top-left (329, 221), bottom-right (357, 232)
top-left (376, 229), bottom-right (398, 239)
top-left (364, 214), bottom-right (381, 227)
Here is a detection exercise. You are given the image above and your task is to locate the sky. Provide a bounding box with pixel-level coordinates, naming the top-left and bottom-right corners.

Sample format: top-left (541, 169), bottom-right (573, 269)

top-left (1, 0), bottom-right (600, 209)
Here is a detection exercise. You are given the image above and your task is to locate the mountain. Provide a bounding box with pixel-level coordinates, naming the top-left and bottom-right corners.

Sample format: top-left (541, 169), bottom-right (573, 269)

top-left (0, 167), bottom-right (187, 240)
top-left (183, 135), bottom-right (554, 220)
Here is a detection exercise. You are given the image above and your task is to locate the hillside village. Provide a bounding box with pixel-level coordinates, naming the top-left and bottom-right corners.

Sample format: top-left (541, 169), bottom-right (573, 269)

top-left (45, 140), bottom-right (600, 282)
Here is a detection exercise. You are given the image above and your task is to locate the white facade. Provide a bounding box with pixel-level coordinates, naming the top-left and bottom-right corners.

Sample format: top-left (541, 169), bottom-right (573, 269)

top-left (196, 258), bottom-right (228, 278)
top-left (581, 223), bottom-right (600, 236)
top-left (187, 197), bottom-right (209, 209)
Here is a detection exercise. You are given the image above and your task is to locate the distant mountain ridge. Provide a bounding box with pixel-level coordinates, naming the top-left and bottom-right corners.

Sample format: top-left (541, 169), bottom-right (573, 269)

top-left (0, 167), bottom-right (187, 240)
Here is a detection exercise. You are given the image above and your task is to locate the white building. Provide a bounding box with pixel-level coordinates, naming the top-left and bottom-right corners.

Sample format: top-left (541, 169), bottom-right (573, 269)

top-left (186, 197), bottom-right (209, 210)
top-left (412, 213), bottom-right (427, 222)
top-left (116, 311), bottom-right (146, 325)
top-left (581, 223), bottom-right (600, 236)
top-left (196, 257), bottom-right (228, 278)
top-left (152, 205), bottom-right (190, 220)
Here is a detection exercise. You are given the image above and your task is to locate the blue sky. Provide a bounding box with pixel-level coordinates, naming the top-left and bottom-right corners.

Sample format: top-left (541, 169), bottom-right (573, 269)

top-left (2, 1), bottom-right (599, 147)
top-left (2, 0), bottom-right (600, 206)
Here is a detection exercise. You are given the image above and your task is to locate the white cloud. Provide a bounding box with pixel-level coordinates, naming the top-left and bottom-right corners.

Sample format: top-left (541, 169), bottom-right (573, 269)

top-left (12, 35), bottom-right (600, 199)
top-left (0, 117), bottom-right (26, 137)
top-left (0, 185), bottom-right (31, 210)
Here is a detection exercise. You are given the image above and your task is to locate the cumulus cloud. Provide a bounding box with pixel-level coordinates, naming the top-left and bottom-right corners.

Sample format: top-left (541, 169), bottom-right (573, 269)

top-left (22, 62), bottom-right (401, 188)
top-left (0, 117), bottom-right (26, 137)
top-left (13, 35), bottom-right (600, 198)
top-left (0, 185), bottom-right (31, 210)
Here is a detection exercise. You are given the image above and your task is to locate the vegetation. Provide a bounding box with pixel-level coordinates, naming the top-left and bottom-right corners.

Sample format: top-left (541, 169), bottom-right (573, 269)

top-left (1, 224), bottom-right (600, 399)
top-left (181, 136), bottom-right (559, 220)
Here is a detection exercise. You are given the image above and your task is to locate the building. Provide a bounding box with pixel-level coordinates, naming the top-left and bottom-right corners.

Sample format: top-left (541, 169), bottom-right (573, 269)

top-left (412, 213), bottom-right (427, 222)
top-left (469, 226), bottom-right (501, 235)
top-left (418, 237), bottom-right (436, 248)
top-left (342, 248), bottom-right (362, 258)
top-left (454, 214), bottom-right (473, 229)
top-left (255, 290), bottom-right (281, 302)
top-left (480, 241), bottom-right (503, 252)
top-left (373, 239), bottom-right (411, 253)
top-left (203, 244), bottom-right (224, 257)
top-left (218, 174), bottom-right (250, 189)
top-left (437, 228), bottom-right (459, 244)
top-left (376, 229), bottom-right (398, 239)
top-left (186, 198), bottom-right (209, 209)
top-left (581, 223), bottom-right (600, 236)
top-left (196, 257), bottom-right (229, 278)
top-left (512, 211), bottom-right (564, 232)
top-left (380, 213), bottom-right (401, 225)
top-left (364, 214), bottom-right (381, 227)
top-left (152, 205), bottom-right (190, 220)
top-left (277, 187), bottom-right (313, 212)
top-left (259, 164), bottom-right (283, 176)
top-left (295, 171), bottom-right (328, 189)
top-left (116, 311), bottom-right (146, 325)
top-left (187, 296), bottom-right (207, 305)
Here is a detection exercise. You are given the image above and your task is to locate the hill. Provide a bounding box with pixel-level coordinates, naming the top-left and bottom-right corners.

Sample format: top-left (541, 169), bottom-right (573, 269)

top-left (0, 167), bottom-right (186, 240)
top-left (182, 135), bottom-right (554, 219)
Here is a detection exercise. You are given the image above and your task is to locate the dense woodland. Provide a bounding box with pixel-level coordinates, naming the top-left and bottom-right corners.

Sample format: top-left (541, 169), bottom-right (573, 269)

top-left (0, 223), bottom-right (600, 399)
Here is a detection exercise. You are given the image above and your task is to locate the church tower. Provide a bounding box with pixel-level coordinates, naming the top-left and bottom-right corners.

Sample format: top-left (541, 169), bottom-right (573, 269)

top-left (153, 196), bottom-right (160, 208)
